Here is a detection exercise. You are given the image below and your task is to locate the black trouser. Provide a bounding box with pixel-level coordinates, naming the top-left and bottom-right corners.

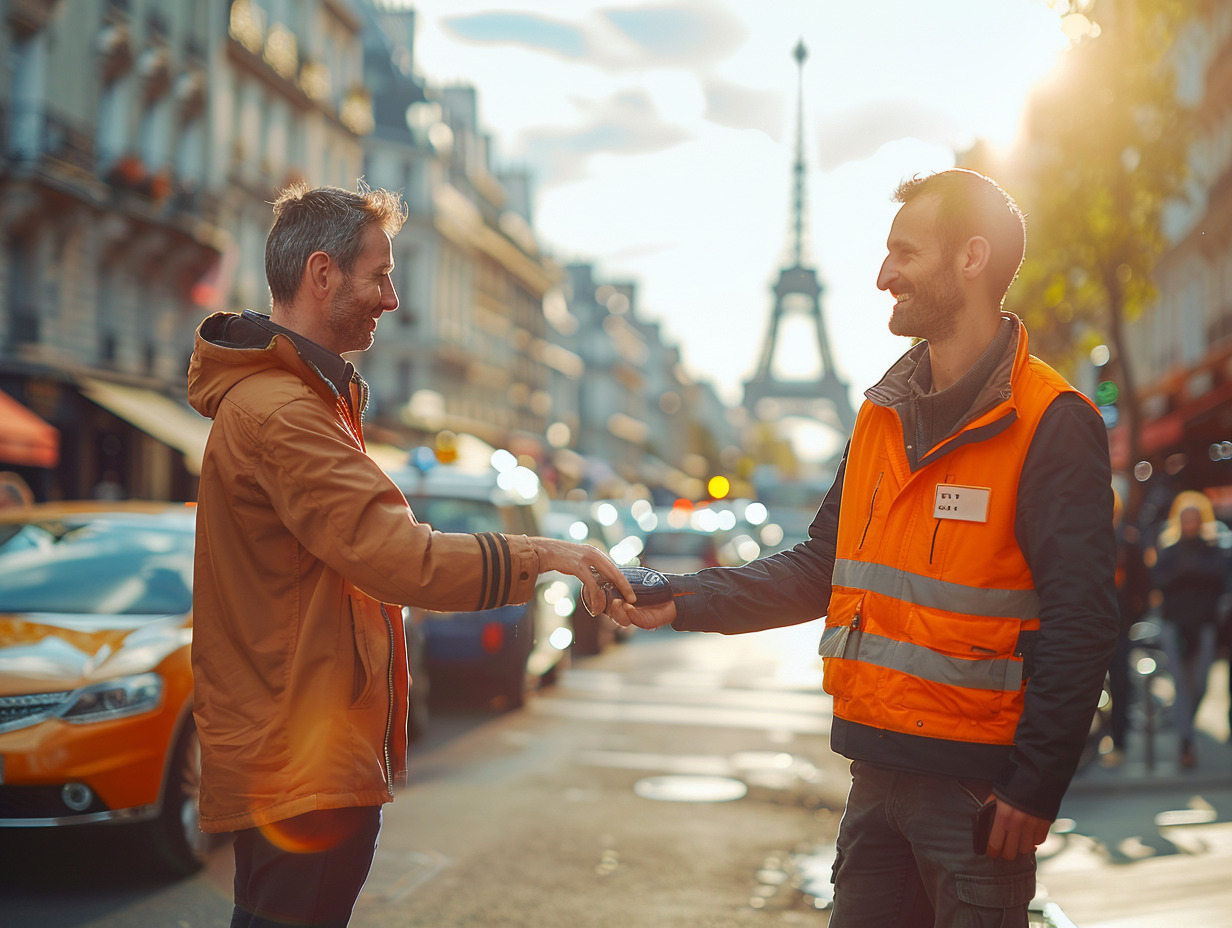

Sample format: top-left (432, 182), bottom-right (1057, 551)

top-left (230, 806), bottom-right (382, 928)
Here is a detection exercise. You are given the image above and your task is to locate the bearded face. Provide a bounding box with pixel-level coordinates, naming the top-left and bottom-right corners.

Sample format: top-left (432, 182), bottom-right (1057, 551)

top-left (318, 223), bottom-right (398, 355)
top-left (878, 194), bottom-right (965, 343)
top-left (886, 248), bottom-right (964, 342)
top-left (323, 274), bottom-right (375, 354)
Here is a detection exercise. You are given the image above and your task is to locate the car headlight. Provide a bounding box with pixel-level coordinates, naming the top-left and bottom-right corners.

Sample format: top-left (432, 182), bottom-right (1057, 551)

top-left (60, 673), bottom-right (164, 724)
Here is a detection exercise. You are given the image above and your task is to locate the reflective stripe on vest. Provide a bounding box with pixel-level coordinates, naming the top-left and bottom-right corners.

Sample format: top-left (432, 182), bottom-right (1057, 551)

top-left (832, 559), bottom-right (1040, 620)
top-left (819, 623), bottom-right (1024, 693)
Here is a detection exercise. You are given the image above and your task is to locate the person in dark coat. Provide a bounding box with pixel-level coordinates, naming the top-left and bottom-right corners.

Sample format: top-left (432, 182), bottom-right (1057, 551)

top-left (1150, 490), bottom-right (1228, 768)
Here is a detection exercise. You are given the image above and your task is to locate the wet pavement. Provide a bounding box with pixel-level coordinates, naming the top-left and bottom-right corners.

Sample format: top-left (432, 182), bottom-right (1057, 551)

top-left (1033, 658), bottom-right (1232, 927)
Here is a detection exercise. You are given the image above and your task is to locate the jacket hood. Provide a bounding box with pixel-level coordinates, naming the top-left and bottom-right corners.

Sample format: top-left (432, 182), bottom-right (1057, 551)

top-left (188, 312), bottom-right (351, 421)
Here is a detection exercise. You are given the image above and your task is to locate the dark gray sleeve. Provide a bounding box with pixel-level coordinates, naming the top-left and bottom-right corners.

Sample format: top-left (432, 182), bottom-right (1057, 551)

top-left (668, 449), bottom-right (844, 635)
top-left (994, 394), bottom-right (1118, 820)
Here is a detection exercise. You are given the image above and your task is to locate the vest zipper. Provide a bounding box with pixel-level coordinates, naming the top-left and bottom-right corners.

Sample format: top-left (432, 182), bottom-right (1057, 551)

top-left (847, 612), bottom-right (863, 660)
top-left (859, 473), bottom-right (883, 550)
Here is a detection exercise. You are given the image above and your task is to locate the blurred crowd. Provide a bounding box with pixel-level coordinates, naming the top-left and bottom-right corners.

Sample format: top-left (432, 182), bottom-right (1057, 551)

top-left (1110, 487), bottom-right (1232, 770)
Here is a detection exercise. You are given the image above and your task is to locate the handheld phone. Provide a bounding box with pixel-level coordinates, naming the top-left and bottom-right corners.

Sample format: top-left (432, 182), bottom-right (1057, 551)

top-left (972, 798), bottom-right (997, 855)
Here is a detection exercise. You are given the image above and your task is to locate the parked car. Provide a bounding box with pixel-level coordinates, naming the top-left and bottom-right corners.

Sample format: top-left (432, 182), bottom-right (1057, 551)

top-left (0, 500), bottom-right (434, 878)
top-left (387, 460), bottom-right (577, 708)
top-left (0, 502), bottom-right (210, 875)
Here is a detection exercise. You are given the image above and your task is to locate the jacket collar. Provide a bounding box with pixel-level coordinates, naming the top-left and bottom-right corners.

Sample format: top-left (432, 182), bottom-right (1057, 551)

top-left (241, 310), bottom-right (358, 402)
top-left (864, 314), bottom-right (1028, 470)
top-left (866, 313), bottom-right (1021, 412)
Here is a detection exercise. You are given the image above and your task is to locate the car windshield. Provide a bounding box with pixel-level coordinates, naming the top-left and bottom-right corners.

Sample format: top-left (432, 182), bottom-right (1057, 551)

top-left (407, 497), bottom-right (503, 534)
top-left (0, 518), bottom-right (194, 615)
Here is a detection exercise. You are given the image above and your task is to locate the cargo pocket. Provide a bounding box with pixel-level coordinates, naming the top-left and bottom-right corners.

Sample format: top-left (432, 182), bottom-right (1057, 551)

top-left (954, 869), bottom-right (1036, 914)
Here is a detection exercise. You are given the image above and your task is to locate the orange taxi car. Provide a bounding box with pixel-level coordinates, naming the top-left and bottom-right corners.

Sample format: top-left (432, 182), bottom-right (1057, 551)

top-left (0, 502), bottom-right (211, 874)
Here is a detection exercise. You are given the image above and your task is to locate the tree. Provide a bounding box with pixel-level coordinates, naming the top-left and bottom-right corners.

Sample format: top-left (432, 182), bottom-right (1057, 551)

top-left (965, 0), bottom-right (1196, 516)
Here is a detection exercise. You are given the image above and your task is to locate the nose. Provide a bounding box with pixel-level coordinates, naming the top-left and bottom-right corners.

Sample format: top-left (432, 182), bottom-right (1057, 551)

top-left (380, 275), bottom-right (399, 313)
top-left (876, 257), bottom-right (895, 292)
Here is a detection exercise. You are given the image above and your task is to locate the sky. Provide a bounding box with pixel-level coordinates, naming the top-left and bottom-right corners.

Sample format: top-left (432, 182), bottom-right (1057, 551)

top-left (400, 0), bottom-right (1085, 440)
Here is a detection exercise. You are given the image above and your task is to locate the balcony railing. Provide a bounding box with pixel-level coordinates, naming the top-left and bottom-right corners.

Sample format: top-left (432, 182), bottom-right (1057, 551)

top-left (4, 104), bottom-right (94, 174)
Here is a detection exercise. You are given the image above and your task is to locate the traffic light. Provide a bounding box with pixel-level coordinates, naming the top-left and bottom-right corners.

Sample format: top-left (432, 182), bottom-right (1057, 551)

top-left (1090, 345), bottom-right (1118, 428)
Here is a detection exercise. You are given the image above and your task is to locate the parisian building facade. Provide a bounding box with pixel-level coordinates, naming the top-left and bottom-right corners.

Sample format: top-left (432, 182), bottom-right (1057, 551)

top-left (1120, 1), bottom-right (1232, 517)
top-left (0, 0), bottom-right (734, 504)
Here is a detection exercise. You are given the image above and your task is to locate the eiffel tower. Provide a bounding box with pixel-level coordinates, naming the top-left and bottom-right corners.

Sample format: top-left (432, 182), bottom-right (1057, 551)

top-left (743, 39), bottom-right (855, 443)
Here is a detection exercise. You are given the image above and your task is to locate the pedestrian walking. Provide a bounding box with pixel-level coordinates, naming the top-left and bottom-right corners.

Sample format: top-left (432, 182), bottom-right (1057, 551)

top-left (1149, 489), bottom-right (1227, 768)
top-left (187, 181), bottom-right (634, 928)
top-left (608, 169), bottom-right (1118, 928)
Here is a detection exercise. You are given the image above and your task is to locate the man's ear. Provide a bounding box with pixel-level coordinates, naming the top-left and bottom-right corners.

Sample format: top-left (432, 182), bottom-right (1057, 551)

top-left (303, 250), bottom-right (335, 301)
top-left (960, 236), bottom-right (991, 280)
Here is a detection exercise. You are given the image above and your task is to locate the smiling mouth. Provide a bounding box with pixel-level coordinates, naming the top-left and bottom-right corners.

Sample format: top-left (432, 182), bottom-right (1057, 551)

top-left (894, 292), bottom-right (912, 305)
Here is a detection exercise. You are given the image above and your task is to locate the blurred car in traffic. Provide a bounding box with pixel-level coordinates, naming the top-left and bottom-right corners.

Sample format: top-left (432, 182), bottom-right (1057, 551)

top-left (387, 458), bottom-right (577, 708)
top-left (541, 502), bottom-right (639, 655)
top-left (0, 502), bottom-right (211, 875)
top-left (638, 505), bottom-right (735, 574)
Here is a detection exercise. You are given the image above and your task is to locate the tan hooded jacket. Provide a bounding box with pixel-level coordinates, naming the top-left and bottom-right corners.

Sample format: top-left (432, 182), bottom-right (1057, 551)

top-left (187, 310), bottom-right (539, 832)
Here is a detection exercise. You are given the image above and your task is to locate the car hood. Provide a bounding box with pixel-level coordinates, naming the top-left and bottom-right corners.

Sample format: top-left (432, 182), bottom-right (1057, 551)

top-left (0, 613), bottom-right (191, 694)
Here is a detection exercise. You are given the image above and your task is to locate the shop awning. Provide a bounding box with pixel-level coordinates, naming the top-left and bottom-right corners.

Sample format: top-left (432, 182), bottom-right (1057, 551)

top-left (80, 378), bottom-right (211, 476)
top-left (0, 388), bottom-right (59, 468)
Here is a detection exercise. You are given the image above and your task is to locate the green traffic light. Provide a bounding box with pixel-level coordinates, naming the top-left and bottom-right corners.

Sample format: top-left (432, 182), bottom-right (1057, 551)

top-left (1095, 381), bottom-right (1119, 406)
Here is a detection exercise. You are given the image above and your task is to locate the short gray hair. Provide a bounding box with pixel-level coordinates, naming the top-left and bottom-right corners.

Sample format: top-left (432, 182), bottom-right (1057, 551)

top-left (265, 181), bottom-right (407, 306)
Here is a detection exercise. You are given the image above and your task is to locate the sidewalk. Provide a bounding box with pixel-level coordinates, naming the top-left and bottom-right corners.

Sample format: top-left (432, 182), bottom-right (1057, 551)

top-left (1068, 658), bottom-right (1231, 795)
top-left (1038, 659), bottom-right (1232, 927)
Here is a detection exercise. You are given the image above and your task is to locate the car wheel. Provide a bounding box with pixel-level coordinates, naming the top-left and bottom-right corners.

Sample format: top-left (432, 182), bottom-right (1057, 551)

top-left (144, 717), bottom-right (215, 876)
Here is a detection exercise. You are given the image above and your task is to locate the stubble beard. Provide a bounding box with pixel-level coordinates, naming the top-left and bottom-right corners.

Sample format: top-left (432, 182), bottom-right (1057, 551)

top-left (325, 276), bottom-right (374, 354)
top-left (888, 263), bottom-right (963, 343)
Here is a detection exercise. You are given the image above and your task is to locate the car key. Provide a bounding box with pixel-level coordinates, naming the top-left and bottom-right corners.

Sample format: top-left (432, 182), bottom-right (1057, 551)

top-left (588, 565), bottom-right (674, 615)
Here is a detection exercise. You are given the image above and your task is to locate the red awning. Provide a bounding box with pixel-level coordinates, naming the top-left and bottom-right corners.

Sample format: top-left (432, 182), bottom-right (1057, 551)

top-left (0, 388), bottom-right (59, 468)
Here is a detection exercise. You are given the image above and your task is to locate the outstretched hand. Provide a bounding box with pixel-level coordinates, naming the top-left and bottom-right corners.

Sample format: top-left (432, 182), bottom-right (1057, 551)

top-left (528, 537), bottom-right (636, 614)
top-left (606, 596), bottom-right (676, 631)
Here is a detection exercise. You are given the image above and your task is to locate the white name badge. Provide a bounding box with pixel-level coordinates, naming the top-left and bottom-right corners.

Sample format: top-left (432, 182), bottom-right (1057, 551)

top-left (933, 484), bottom-right (991, 523)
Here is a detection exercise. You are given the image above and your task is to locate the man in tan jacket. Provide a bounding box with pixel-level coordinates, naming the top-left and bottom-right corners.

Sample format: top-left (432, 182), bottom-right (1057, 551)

top-left (188, 182), bottom-right (633, 928)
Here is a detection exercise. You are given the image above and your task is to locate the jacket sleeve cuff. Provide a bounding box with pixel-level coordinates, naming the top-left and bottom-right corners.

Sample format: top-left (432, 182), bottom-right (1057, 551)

top-left (474, 532), bottom-right (539, 609)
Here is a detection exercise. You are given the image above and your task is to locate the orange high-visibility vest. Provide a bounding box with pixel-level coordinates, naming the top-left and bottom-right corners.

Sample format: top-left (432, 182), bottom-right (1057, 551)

top-left (821, 322), bottom-right (1092, 748)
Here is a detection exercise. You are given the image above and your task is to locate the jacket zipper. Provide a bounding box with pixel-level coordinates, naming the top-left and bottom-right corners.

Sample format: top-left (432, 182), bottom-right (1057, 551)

top-left (859, 473), bottom-right (883, 550)
top-left (382, 604), bottom-right (395, 797)
top-left (929, 519), bottom-right (942, 564)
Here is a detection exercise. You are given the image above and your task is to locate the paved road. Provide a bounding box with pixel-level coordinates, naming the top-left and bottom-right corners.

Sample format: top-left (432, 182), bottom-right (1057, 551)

top-left (359, 621), bottom-right (847, 927)
top-left (4, 624), bottom-right (1231, 926)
